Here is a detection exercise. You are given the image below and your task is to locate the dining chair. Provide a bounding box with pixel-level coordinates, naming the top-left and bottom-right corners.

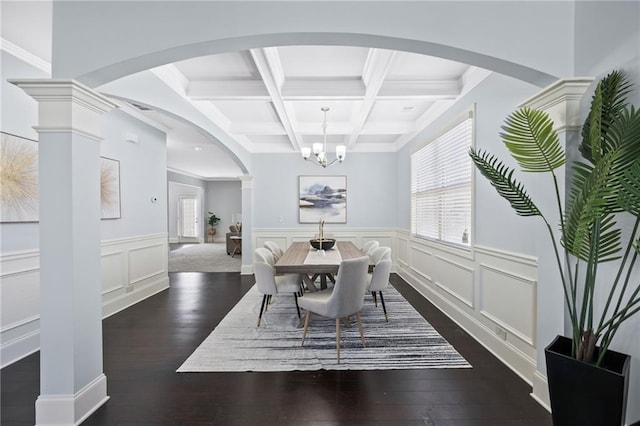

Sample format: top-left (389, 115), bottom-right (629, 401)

top-left (366, 246), bottom-right (392, 321)
top-left (299, 255), bottom-right (369, 363)
top-left (361, 240), bottom-right (379, 256)
top-left (263, 241), bottom-right (284, 261)
top-left (254, 248), bottom-right (301, 327)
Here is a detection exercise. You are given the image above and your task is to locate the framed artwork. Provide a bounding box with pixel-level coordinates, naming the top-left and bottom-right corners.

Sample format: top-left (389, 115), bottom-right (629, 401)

top-left (0, 132), bottom-right (39, 222)
top-left (101, 157), bottom-right (121, 219)
top-left (298, 175), bottom-right (347, 223)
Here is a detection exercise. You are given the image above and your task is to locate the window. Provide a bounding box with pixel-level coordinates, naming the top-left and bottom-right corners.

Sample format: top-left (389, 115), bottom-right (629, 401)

top-left (411, 110), bottom-right (473, 247)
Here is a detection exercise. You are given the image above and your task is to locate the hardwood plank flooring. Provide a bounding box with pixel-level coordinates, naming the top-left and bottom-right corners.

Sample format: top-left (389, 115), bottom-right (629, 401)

top-left (1, 272), bottom-right (552, 425)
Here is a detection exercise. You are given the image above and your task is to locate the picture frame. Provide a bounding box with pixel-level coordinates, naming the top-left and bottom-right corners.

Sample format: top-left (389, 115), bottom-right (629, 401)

top-left (298, 175), bottom-right (347, 223)
top-left (0, 132), bottom-right (39, 223)
top-left (101, 157), bottom-right (121, 219)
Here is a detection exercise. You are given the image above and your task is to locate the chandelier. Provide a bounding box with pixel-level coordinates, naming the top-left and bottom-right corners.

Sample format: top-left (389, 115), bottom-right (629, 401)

top-left (301, 107), bottom-right (346, 168)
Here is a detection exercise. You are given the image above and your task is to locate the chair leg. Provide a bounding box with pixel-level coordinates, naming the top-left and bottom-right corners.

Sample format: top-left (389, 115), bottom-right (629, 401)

top-left (257, 294), bottom-right (268, 327)
top-left (372, 291), bottom-right (378, 307)
top-left (356, 312), bottom-right (366, 347)
top-left (293, 293), bottom-right (301, 318)
top-left (336, 318), bottom-right (341, 364)
top-left (378, 291), bottom-right (388, 322)
top-left (301, 311), bottom-right (312, 346)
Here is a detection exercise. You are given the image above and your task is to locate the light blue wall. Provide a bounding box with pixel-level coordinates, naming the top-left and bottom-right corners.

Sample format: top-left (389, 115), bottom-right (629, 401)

top-left (398, 72), bottom-right (540, 256)
top-left (100, 109), bottom-right (168, 240)
top-left (252, 152), bottom-right (397, 230)
top-left (0, 52), bottom-right (47, 252)
top-left (574, 3), bottom-right (640, 422)
top-left (206, 180), bottom-right (241, 235)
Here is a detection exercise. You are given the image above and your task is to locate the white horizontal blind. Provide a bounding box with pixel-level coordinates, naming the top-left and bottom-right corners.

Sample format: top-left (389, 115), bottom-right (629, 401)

top-left (411, 113), bottom-right (473, 246)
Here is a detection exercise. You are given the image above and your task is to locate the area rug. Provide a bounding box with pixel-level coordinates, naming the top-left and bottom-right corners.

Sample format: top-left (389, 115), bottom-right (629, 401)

top-left (169, 242), bottom-right (241, 272)
top-left (177, 284), bottom-right (471, 372)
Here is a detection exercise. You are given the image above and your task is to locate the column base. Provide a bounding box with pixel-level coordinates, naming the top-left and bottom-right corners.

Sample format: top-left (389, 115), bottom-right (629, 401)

top-left (35, 374), bottom-right (109, 425)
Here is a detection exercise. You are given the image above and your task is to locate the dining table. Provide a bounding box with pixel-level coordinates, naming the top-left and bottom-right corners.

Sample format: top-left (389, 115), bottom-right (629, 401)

top-left (274, 241), bottom-right (365, 292)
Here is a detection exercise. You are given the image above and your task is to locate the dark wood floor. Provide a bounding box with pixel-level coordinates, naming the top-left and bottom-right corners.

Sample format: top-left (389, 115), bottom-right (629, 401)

top-left (1, 272), bottom-right (552, 425)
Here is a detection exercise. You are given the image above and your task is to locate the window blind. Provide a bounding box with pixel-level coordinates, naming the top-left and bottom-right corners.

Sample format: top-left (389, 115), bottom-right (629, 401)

top-left (411, 113), bottom-right (473, 246)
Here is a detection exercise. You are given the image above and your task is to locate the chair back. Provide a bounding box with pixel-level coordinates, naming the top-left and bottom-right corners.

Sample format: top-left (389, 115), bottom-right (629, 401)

top-left (254, 248), bottom-right (277, 295)
top-left (370, 246), bottom-right (391, 264)
top-left (263, 241), bottom-right (283, 260)
top-left (325, 256), bottom-right (369, 318)
top-left (361, 240), bottom-right (379, 256)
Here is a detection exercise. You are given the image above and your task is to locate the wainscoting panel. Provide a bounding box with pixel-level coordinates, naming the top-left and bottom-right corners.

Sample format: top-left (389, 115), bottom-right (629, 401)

top-left (396, 230), bottom-right (539, 390)
top-left (409, 245), bottom-right (432, 281)
top-left (433, 255), bottom-right (475, 308)
top-left (480, 264), bottom-right (536, 346)
top-left (0, 234), bottom-right (169, 368)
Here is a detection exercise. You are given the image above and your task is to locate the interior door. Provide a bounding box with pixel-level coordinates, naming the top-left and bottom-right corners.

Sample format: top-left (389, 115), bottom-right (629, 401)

top-left (178, 195), bottom-right (199, 242)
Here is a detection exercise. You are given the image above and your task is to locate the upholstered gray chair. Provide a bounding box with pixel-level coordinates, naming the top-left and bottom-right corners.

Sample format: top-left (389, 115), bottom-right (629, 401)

top-left (299, 255), bottom-right (369, 363)
top-left (263, 241), bottom-right (284, 262)
top-left (366, 246), bottom-right (392, 321)
top-left (254, 248), bottom-right (301, 327)
top-left (361, 240), bottom-right (379, 256)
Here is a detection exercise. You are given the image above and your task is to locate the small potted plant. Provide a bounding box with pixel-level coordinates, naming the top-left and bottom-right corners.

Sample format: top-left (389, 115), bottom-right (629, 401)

top-left (207, 212), bottom-right (221, 241)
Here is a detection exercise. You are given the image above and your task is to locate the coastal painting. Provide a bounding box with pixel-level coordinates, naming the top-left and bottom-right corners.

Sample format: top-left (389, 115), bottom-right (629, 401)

top-left (298, 175), bottom-right (346, 223)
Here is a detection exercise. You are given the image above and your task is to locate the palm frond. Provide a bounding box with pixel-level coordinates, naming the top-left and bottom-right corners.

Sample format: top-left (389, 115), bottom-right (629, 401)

top-left (581, 70), bottom-right (633, 162)
top-left (469, 148), bottom-right (541, 217)
top-left (563, 154), bottom-right (621, 262)
top-left (499, 107), bottom-right (565, 173)
top-left (618, 162), bottom-right (640, 218)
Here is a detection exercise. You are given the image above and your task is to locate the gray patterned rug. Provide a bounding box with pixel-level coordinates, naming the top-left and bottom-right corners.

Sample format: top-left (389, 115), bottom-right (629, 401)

top-left (169, 242), bottom-right (241, 272)
top-left (177, 284), bottom-right (471, 372)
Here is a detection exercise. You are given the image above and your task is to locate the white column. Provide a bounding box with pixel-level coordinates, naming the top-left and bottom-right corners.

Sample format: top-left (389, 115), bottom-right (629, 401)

top-left (518, 78), bottom-right (593, 409)
top-left (11, 79), bottom-right (117, 425)
top-left (240, 175), bottom-right (254, 275)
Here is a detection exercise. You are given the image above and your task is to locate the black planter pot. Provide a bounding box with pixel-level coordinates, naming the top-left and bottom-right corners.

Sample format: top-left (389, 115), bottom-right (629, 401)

top-left (545, 335), bottom-right (631, 426)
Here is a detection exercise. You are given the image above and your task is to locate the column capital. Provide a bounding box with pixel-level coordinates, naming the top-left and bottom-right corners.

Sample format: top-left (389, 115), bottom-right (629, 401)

top-left (10, 79), bottom-right (118, 141)
top-left (519, 78), bottom-right (594, 132)
top-left (239, 175), bottom-right (254, 190)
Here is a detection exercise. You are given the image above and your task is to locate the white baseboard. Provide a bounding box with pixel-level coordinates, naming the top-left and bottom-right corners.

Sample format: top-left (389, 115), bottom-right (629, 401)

top-left (0, 329), bottom-right (40, 369)
top-left (398, 264), bottom-right (537, 386)
top-left (103, 276), bottom-right (170, 319)
top-left (531, 369), bottom-right (551, 412)
top-left (35, 374), bottom-right (109, 425)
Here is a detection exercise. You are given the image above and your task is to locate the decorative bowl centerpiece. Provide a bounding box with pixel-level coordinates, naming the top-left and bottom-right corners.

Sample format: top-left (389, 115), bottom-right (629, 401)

top-left (310, 238), bottom-right (336, 251)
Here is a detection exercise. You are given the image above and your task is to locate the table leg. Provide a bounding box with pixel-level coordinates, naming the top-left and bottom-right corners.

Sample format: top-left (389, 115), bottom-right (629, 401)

top-left (301, 274), bottom-right (318, 292)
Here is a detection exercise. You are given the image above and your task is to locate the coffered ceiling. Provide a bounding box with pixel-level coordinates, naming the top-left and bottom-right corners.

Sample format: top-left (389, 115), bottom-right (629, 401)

top-left (1, 1), bottom-right (491, 179)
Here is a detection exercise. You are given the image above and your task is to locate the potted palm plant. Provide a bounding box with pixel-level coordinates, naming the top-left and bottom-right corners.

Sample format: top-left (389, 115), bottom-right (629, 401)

top-left (207, 212), bottom-right (221, 242)
top-left (469, 70), bottom-right (640, 425)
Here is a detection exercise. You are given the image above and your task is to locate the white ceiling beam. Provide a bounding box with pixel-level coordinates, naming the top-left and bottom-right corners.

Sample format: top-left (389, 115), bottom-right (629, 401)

top-left (282, 79), bottom-right (365, 100)
top-left (249, 47), bottom-right (303, 151)
top-left (392, 67), bottom-right (492, 150)
top-left (346, 48), bottom-right (396, 148)
top-left (187, 80), bottom-right (270, 100)
top-left (228, 122), bottom-right (288, 135)
top-left (377, 80), bottom-right (461, 99)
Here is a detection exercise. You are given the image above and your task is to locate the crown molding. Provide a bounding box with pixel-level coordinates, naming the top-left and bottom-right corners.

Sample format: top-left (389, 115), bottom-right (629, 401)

top-left (0, 38), bottom-right (51, 75)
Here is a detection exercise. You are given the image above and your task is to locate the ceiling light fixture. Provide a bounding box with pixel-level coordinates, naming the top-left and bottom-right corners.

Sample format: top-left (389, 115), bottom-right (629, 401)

top-left (301, 107), bottom-right (346, 168)
top-left (194, 146), bottom-right (203, 151)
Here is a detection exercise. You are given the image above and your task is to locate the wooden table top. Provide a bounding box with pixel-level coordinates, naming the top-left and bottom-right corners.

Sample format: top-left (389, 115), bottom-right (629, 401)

top-left (275, 241), bottom-right (365, 274)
